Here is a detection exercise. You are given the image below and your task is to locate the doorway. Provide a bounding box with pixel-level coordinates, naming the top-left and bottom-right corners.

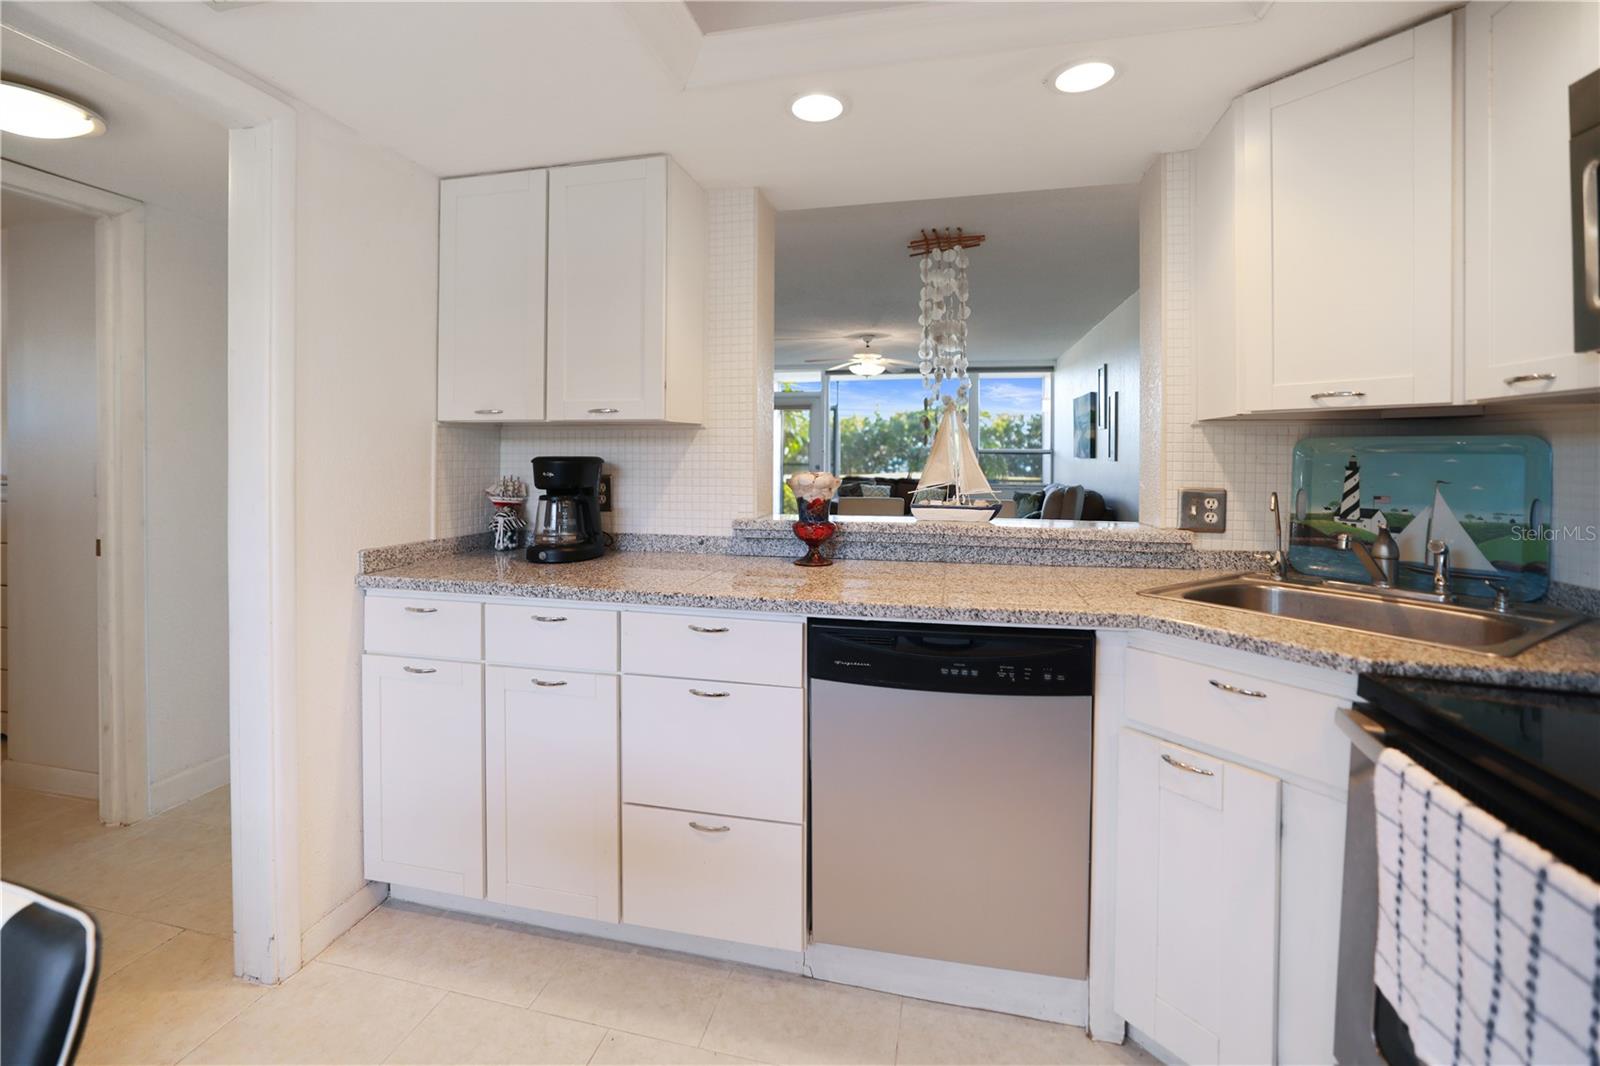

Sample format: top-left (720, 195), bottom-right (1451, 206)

top-left (2, 193), bottom-right (101, 798)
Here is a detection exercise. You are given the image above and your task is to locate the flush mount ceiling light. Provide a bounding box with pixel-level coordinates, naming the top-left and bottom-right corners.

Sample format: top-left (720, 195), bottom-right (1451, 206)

top-left (1049, 61), bottom-right (1117, 94)
top-left (0, 81), bottom-right (105, 139)
top-left (790, 92), bottom-right (846, 123)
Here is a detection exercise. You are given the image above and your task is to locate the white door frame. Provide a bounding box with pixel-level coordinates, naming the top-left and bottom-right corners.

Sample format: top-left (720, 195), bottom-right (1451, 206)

top-left (3, 3), bottom-right (303, 983)
top-left (0, 162), bottom-right (148, 825)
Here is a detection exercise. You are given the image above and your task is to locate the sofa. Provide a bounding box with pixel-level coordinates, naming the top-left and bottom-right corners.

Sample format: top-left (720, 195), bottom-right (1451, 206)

top-left (1011, 483), bottom-right (1116, 522)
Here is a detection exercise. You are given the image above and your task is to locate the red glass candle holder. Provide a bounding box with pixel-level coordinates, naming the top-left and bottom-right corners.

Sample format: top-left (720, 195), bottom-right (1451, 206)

top-left (791, 496), bottom-right (836, 567)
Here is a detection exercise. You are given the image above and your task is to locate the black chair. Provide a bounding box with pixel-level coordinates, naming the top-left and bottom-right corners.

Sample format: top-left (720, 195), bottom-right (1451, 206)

top-left (2, 882), bottom-right (100, 1066)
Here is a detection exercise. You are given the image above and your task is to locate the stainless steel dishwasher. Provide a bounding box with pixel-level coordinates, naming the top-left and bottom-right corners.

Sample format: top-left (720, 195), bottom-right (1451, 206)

top-left (807, 619), bottom-right (1094, 979)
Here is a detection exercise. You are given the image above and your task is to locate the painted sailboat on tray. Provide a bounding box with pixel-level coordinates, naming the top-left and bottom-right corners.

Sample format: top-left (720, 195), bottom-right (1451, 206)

top-left (910, 397), bottom-right (1002, 522)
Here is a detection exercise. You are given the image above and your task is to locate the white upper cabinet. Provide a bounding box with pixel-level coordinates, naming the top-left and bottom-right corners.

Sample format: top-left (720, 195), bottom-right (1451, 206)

top-left (1195, 15), bottom-right (1458, 417)
top-left (438, 170), bottom-right (548, 422)
top-left (546, 157), bottom-right (707, 423)
top-left (1241, 14), bottom-right (1456, 413)
top-left (1464, 1), bottom-right (1600, 401)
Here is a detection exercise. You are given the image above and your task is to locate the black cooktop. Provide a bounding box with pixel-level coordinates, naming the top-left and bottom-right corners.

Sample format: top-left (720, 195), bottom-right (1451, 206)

top-left (1357, 674), bottom-right (1600, 879)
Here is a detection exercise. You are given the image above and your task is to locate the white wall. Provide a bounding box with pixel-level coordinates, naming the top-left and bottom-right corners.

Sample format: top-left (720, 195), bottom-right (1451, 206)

top-left (1, 214), bottom-right (101, 781)
top-left (1052, 292), bottom-right (1141, 520)
top-left (144, 203), bottom-right (231, 809)
top-left (1144, 152), bottom-right (1600, 590)
top-left (293, 110), bottom-right (439, 938)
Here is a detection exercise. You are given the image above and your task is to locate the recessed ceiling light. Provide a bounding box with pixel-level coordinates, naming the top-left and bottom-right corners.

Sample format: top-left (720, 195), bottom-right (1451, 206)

top-left (791, 93), bottom-right (846, 123)
top-left (1050, 61), bottom-right (1117, 94)
top-left (0, 81), bottom-right (105, 139)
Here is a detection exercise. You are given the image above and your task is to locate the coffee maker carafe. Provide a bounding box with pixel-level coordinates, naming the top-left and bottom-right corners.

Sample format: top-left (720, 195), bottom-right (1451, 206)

top-left (527, 456), bottom-right (606, 564)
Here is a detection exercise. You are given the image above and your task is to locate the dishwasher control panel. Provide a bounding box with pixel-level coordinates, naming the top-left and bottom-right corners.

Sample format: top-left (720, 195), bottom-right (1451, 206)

top-left (808, 619), bottom-right (1094, 697)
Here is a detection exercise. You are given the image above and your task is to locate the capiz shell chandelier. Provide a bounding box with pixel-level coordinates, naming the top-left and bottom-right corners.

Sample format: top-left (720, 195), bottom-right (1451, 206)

top-left (909, 227), bottom-right (985, 403)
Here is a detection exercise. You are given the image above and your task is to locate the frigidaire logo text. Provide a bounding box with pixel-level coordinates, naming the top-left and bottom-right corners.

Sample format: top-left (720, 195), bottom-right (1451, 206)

top-left (832, 659), bottom-right (873, 668)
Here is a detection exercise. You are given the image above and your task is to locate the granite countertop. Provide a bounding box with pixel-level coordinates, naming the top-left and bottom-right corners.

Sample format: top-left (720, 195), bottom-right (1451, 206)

top-left (356, 549), bottom-right (1600, 691)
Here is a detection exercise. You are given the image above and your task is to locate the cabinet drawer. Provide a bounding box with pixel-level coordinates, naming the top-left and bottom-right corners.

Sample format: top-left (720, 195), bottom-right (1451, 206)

top-left (485, 603), bottom-right (618, 672)
top-left (622, 676), bottom-right (802, 823)
top-left (1122, 647), bottom-right (1349, 790)
top-left (364, 596), bottom-right (482, 661)
top-left (622, 611), bottom-right (802, 687)
top-left (622, 804), bottom-right (802, 951)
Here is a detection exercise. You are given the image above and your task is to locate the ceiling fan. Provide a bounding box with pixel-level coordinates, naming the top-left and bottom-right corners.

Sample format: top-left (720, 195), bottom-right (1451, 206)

top-left (805, 334), bottom-right (916, 377)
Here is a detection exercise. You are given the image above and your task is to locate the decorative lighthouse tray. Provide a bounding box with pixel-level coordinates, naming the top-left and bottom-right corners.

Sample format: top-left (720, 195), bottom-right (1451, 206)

top-left (1287, 435), bottom-right (1554, 602)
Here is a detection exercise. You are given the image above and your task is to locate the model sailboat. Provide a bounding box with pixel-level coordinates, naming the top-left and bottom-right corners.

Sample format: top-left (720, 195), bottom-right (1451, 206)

top-left (910, 397), bottom-right (1003, 522)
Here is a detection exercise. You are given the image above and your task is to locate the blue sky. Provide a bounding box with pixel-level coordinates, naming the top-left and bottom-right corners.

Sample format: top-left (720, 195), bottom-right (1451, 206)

top-left (825, 375), bottom-right (1045, 419)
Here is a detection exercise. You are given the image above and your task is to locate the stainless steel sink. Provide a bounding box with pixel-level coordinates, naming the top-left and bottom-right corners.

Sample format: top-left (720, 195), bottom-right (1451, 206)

top-left (1141, 573), bottom-right (1589, 657)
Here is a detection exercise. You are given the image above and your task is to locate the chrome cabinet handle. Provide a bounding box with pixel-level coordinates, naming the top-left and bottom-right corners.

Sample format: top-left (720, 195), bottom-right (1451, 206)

top-left (1309, 390), bottom-right (1366, 400)
top-left (402, 665), bottom-right (437, 675)
top-left (688, 625), bottom-right (729, 634)
top-left (1209, 679), bottom-right (1267, 698)
top-left (473, 408), bottom-right (504, 415)
top-left (690, 689), bottom-right (730, 698)
top-left (1503, 372), bottom-right (1557, 386)
top-left (532, 678), bottom-right (567, 688)
top-left (404, 606), bottom-right (438, 614)
top-left (531, 615), bottom-right (567, 623)
top-left (1582, 157), bottom-right (1598, 312)
top-left (689, 821), bottom-right (731, 833)
top-left (588, 407), bottom-right (620, 414)
top-left (1162, 753), bottom-right (1216, 777)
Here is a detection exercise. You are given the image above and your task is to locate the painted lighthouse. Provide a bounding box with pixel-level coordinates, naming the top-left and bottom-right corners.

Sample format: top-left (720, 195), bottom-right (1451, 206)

top-left (1336, 455), bottom-right (1390, 534)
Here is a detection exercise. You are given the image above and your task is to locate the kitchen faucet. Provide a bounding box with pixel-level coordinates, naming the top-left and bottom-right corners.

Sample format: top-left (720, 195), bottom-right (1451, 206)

top-left (1335, 535), bottom-right (1388, 587)
top-left (1266, 492), bottom-right (1287, 579)
top-left (1335, 527), bottom-right (1400, 588)
top-left (1428, 539), bottom-right (1452, 599)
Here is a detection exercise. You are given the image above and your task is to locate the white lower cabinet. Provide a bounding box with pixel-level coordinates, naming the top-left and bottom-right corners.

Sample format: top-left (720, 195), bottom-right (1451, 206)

top-left (621, 804), bottom-right (803, 951)
top-left (485, 666), bottom-right (619, 921)
top-left (1114, 730), bottom-right (1281, 1064)
top-left (361, 654), bottom-right (485, 897)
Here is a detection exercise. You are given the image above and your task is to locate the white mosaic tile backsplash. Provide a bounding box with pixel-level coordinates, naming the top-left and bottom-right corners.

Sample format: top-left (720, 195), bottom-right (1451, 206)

top-left (433, 422), bottom-right (500, 538)
top-left (1149, 151), bottom-right (1600, 589)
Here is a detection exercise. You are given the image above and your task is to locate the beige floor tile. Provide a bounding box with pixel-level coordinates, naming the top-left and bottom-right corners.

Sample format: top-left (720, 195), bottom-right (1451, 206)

top-left (76, 931), bottom-right (267, 1065)
top-left (172, 786), bottom-right (231, 830)
top-left (532, 941), bottom-right (729, 1046)
top-left (182, 960), bottom-right (445, 1065)
top-left (588, 1030), bottom-right (764, 1065)
top-left (93, 908), bottom-right (184, 978)
top-left (1, 783), bottom-right (95, 834)
top-left (15, 813), bottom-right (229, 915)
top-left (136, 860), bottom-right (234, 937)
top-left (384, 991), bottom-right (606, 1065)
top-left (701, 972), bottom-right (902, 1066)
top-left (321, 903), bottom-right (576, 1007)
top-left (894, 1000), bottom-right (1152, 1065)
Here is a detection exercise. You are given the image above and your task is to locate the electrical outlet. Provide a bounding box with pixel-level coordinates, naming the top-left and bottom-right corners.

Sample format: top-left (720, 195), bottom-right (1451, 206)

top-left (598, 474), bottom-right (612, 513)
top-left (1179, 488), bottom-right (1227, 532)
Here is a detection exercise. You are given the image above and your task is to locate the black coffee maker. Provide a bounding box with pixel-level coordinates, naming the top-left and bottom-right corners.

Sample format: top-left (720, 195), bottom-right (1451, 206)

top-left (527, 456), bottom-right (606, 564)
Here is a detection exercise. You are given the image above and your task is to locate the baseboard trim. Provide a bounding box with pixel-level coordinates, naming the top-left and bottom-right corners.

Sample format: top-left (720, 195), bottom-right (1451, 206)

top-left (390, 884), bottom-right (806, 973)
top-left (1, 760), bottom-right (98, 799)
top-left (301, 881), bottom-right (389, 963)
top-left (148, 753), bottom-right (229, 815)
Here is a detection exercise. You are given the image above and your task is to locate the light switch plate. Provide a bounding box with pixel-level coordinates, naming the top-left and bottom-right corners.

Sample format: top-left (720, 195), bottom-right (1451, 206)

top-left (1179, 488), bottom-right (1227, 532)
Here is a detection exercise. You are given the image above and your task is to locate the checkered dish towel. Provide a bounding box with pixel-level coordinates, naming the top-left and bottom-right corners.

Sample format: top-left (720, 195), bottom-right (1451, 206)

top-left (1375, 747), bottom-right (1600, 1065)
